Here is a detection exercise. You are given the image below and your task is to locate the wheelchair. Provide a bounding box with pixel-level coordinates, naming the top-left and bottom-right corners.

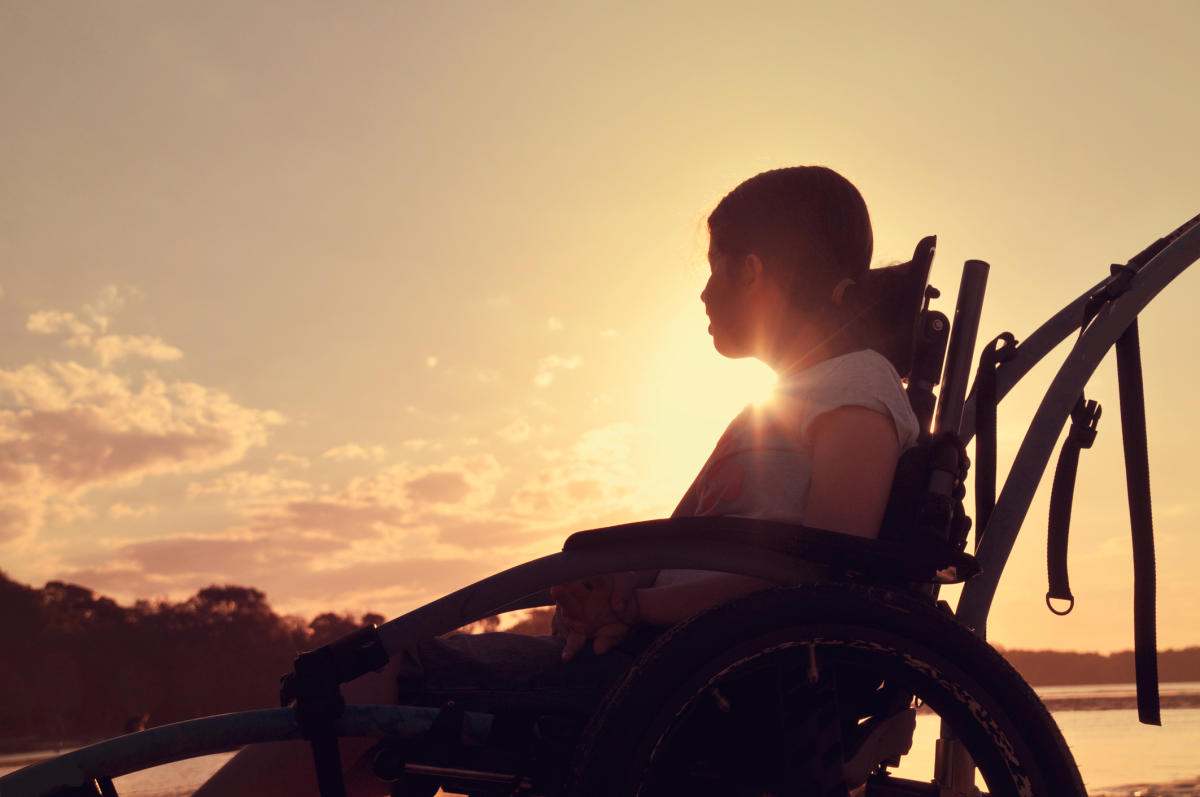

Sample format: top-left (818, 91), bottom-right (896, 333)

top-left (3, 212), bottom-right (1198, 797)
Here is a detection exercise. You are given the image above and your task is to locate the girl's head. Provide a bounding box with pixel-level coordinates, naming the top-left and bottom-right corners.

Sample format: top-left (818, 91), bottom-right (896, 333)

top-left (708, 166), bottom-right (873, 313)
top-left (703, 166), bottom-right (875, 368)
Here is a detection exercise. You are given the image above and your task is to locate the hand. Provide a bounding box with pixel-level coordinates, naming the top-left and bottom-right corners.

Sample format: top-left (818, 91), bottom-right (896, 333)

top-left (549, 573), bottom-right (638, 662)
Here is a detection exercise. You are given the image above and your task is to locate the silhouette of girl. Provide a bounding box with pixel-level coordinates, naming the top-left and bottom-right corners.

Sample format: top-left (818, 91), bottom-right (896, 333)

top-left (551, 166), bottom-right (919, 660)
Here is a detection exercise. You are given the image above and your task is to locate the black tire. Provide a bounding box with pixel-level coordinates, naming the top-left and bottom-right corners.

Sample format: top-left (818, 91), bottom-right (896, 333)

top-left (566, 584), bottom-right (1085, 797)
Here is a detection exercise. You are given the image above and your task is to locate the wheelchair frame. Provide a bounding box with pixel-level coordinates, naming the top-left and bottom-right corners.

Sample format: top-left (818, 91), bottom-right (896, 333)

top-left (3, 213), bottom-right (1199, 797)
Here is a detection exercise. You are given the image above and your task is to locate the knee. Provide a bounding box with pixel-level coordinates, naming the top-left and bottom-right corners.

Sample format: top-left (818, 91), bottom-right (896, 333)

top-left (341, 649), bottom-right (422, 705)
top-left (341, 659), bottom-right (402, 705)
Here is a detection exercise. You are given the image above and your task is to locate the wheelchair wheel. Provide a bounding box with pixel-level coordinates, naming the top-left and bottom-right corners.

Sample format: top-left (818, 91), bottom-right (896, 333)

top-left (566, 583), bottom-right (1085, 797)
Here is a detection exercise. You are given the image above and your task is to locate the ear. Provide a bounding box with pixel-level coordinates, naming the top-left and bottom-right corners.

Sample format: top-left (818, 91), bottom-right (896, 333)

top-left (737, 253), bottom-right (766, 288)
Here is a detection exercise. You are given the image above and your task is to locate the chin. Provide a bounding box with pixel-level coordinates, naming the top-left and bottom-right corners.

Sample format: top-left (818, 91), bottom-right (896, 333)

top-left (711, 337), bottom-right (752, 359)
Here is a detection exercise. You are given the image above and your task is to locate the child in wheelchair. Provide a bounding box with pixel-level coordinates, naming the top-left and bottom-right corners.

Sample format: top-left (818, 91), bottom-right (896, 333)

top-left (195, 165), bottom-right (923, 796)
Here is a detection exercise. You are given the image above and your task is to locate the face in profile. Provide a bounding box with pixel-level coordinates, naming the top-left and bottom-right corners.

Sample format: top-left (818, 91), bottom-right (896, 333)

top-left (701, 242), bottom-right (755, 359)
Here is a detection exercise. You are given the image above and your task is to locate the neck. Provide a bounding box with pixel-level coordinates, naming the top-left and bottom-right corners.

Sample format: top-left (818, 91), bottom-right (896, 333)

top-left (761, 323), bottom-right (825, 375)
top-left (763, 311), bottom-right (863, 376)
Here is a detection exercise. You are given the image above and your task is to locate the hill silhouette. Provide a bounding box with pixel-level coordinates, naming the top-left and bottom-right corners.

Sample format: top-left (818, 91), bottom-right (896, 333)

top-left (0, 570), bottom-right (1195, 747)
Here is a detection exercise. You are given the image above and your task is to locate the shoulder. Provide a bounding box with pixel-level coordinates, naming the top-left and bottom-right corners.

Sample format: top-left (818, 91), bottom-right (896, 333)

top-left (781, 349), bottom-right (901, 398)
top-left (782, 350), bottom-right (920, 448)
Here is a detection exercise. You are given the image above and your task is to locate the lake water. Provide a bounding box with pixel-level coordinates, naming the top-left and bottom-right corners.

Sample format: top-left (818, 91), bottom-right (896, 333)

top-left (892, 691), bottom-right (1200, 793)
top-left (4, 684), bottom-right (1198, 795)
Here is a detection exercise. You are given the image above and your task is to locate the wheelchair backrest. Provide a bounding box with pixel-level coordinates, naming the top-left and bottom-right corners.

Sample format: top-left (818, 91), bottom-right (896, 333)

top-left (855, 235), bottom-right (945, 435)
top-left (861, 235), bottom-right (988, 441)
top-left (862, 235), bottom-right (939, 385)
top-left (872, 238), bottom-right (986, 567)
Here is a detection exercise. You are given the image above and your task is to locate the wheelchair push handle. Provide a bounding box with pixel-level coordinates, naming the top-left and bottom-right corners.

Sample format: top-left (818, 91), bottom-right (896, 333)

top-left (935, 259), bottom-right (989, 437)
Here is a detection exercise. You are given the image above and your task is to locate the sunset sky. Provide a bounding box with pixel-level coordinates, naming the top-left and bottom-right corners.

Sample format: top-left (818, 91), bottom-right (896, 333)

top-left (3, 1), bottom-right (1199, 653)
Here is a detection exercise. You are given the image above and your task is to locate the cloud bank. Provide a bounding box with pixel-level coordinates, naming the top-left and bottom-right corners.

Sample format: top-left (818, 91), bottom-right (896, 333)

top-left (0, 361), bottom-right (282, 541)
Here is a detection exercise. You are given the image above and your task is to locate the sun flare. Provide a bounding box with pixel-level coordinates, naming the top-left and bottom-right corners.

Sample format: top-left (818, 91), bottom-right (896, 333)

top-left (636, 302), bottom-right (779, 509)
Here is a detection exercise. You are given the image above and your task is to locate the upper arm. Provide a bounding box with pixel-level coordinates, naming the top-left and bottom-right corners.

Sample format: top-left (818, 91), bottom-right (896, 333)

top-left (804, 405), bottom-right (901, 539)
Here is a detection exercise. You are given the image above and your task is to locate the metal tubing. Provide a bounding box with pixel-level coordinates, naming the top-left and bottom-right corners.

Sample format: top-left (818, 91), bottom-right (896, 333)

top-left (403, 763), bottom-right (521, 785)
top-left (935, 260), bottom-right (990, 436)
top-left (957, 219), bottom-right (1200, 636)
top-left (0, 706), bottom-right (488, 797)
top-left (374, 523), bottom-right (829, 656)
top-left (959, 212), bottom-right (1200, 443)
top-left (958, 277), bottom-right (1107, 444)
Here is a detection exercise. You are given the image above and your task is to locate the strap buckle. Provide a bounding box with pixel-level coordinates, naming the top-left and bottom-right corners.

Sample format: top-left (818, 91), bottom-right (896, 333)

top-left (1068, 398), bottom-right (1101, 449)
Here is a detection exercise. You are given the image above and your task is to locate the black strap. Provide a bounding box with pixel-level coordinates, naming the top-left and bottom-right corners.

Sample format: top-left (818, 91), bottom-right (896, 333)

top-left (1050, 261), bottom-right (1160, 726)
top-left (291, 647), bottom-right (349, 797)
top-left (973, 332), bottom-right (1018, 547)
top-left (1045, 397), bottom-right (1101, 615)
top-left (282, 626), bottom-right (390, 797)
top-left (1043, 266), bottom-right (1122, 617)
top-left (1115, 320), bottom-right (1161, 726)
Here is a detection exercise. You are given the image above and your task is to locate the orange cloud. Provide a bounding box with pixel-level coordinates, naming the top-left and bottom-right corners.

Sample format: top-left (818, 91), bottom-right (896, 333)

top-left (252, 500), bottom-right (404, 538)
top-left (107, 502), bottom-right (159, 520)
top-left (59, 530), bottom-right (490, 621)
top-left (26, 310), bottom-right (93, 339)
top-left (90, 334), bottom-right (183, 366)
top-left (0, 362), bottom-right (283, 540)
top-left (275, 452), bottom-right (311, 468)
top-left (350, 456), bottom-right (503, 510)
top-left (115, 532), bottom-right (346, 576)
top-left (44, 423), bottom-right (642, 616)
top-left (510, 423), bottom-right (638, 523)
top-left (247, 455), bottom-right (504, 537)
top-left (0, 467), bottom-right (48, 543)
top-left (321, 443), bottom-right (387, 462)
top-left (497, 419), bottom-right (532, 442)
top-left (26, 289), bottom-right (178, 366)
top-left (533, 354), bottom-right (581, 388)
top-left (81, 285), bottom-right (136, 332)
top-left (433, 516), bottom-right (540, 549)
top-left (187, 469), bottom-right (311, 500)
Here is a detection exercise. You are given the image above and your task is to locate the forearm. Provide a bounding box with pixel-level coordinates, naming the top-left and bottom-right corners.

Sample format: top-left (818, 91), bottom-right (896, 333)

top-left (629, 568), bottom-right (660, 588)
top-left (634, 573), bottom-right (774, 627)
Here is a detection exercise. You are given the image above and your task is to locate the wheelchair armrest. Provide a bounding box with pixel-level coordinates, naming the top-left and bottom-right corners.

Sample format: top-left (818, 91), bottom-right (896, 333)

top-left (563, 516), bottom-right (979, 585)
top-left (374, 517), bottom-right (978, 659)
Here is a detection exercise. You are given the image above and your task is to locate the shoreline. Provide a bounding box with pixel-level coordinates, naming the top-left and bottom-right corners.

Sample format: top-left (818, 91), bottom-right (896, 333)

top-left (1040, 693), bottom-right (1200, 712)
top-left (911, 691), bottom-right (1200, 714)
top-left (0, 748), bottom-right (83, 772)
top-left (1090, 777), bottom-right (1200, 796)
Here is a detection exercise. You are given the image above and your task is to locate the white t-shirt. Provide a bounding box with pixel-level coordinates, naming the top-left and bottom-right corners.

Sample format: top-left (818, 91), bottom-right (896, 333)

top-left (656, 349), bottom-right (920, 587)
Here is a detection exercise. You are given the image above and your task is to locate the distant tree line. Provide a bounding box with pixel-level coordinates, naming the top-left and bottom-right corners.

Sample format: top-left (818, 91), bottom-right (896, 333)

top-left (0, 570), bottom-right (1193, 747)
top-left (0, 570), bottom-right (385, 745)
top-left (998, 645), bottom-right (1200, 687)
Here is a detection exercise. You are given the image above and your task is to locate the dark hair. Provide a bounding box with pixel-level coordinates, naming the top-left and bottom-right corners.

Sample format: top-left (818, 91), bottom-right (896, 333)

top-left (708, 166), bottom-right (873, 310)
top-left (708, 166), bottom-right (913, 369)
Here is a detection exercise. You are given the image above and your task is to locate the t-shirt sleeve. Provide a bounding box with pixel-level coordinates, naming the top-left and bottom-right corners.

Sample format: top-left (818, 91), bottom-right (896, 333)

top-left (797, 355), bottom-right (921, 449)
